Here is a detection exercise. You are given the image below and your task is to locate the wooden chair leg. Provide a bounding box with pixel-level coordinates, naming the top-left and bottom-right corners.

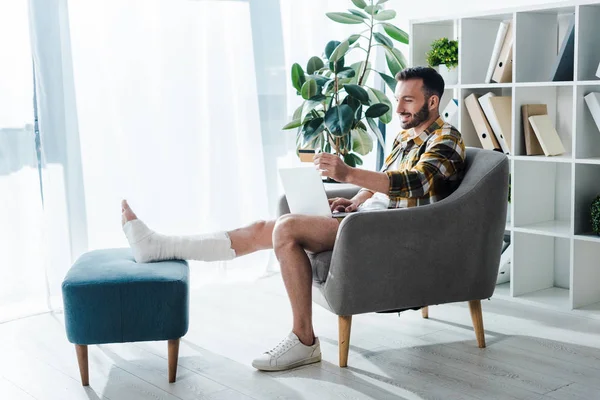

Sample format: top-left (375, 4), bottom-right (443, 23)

top-left (168, 339), bottom-right (180, 383)
top-left (338, 315), bottom-right (352, 367)
top-left (468, 300), bottom-right (486, 348)
top-left (75, 345), bottom-right (89, 386)
top-left (421, 306), bottom-right (429, 319)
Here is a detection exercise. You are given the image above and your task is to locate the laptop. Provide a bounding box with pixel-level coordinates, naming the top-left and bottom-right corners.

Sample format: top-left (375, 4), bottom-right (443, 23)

top-left (278, 166), bottom-right (352, 218)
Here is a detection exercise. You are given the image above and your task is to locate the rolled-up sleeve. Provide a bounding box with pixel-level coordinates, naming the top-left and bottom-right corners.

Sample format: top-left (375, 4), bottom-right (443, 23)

top-left (386, 133), bottom-right (465, 199)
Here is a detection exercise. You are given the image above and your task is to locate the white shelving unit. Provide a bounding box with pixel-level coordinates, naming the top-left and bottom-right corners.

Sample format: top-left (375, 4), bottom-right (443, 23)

top-left (410, 1), bottom-right (600, 318)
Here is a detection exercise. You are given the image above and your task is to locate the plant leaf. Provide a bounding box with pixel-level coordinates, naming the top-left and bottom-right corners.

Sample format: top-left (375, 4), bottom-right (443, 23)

top-left (351, 0), bottom-right (367, 9)
top-left (373, 32), bottom-right (393, 48)
top-left (336, 67), bottom-right (356, 79)
top-left (366, 87), bottom-right (393, 124)
top-left (303, 117), bottom-right (325, 143)
top-left (301, 94), bottom-right (325, 122)
top-left (364, 5), bottom-right (382, 15)
top-left (375, 71), bottom-right (397, 92)
top-left (329, 40), bottom-right (350, 63)
top-left (301, 79), bottom-right (318, 100)
top-left (382, 22), bottom-right (409, 44)
top-left (347, 34), bottom-right (361, 45)
top-left (309, 74), bottom-right (330, 86)
top-left (348, 9), bottom-right (368, 18)
top-left (351, 127), bottom-right (373, 155)
top-left (324, 105), bottom-right (355, 137)
top-left (366, 117), bottom-right (386, 149)
top-left (344, 84), bottom-right (370, 105)
top-left (373, 10), bottom-right (396, 21)
top-left (325, 40), bottom-right (341, 60)
top-left (384, 46), bottom-right (407, 78)
top-left (291, 63), bottom-right (305, 93)
top-left (365, 103), bottom-right (390, 118)
top-left (326, 12), bottom-right (364, 24)
top-left (376, 0), bottom-right (389, 4)
top-left (282, 119), bottom-right (302, 130)
top-left (292, 104), bottom-right (303, 120)
top-left (306, 56), bottom-right (324, 75)
top-left (343, 153), bottom-right (356, 167)
top-left (343, 153), bottom-right (363, 167)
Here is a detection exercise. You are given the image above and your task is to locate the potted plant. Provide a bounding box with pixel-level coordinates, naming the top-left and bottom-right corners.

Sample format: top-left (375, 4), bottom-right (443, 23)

top-left (591, 195), bottom-right (600, 235)
top-left (282, 0), bottom-right (409, 167)
top-left (426, 37), bottom-right (458, 85)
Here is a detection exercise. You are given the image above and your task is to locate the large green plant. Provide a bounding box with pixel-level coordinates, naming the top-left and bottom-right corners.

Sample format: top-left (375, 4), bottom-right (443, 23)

top-left (282, 0), bottom-right (409, 167)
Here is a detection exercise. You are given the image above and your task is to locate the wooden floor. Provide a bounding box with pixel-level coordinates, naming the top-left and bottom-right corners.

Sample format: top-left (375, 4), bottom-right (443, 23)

top-left (1, 274), bottom-right (599, 400)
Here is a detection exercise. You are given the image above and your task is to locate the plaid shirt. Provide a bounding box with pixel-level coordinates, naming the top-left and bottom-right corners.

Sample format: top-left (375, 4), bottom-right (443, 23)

top-left (365, 117), bottom-right (465, 208)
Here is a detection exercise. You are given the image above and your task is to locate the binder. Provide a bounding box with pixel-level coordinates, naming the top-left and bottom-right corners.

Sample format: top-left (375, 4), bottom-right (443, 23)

top-left (485, 21), bottom-right (510, 84)
top-left (465, 93), bottom-right (501, 151)
top-left (584, 92), bottom-right (600, 133)
top-left (550, 15), bottom-right (575, 81)
top-left (521, 104), bottom-right (546, 155)
top-left (491, 20), bottom-right (513, 83)
top-left (487, 95), bottom-right (513, 154)
top-left (528, 115), bottom-right (565, 156)
top-left (441, 99), bottom-right (459, 127)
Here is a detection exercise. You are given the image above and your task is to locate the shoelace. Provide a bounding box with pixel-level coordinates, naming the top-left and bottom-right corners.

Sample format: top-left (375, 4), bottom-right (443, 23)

top-left (266, 337), bottom-right (295, 357)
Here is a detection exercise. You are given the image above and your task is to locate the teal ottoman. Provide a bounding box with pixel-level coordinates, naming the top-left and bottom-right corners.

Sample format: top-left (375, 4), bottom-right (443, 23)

top-left (62, 248), bottom-right (189, 386)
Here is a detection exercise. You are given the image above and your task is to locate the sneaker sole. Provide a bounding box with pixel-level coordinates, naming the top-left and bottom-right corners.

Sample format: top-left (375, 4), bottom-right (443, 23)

top-left (252, 354), bottom-right (322, 372)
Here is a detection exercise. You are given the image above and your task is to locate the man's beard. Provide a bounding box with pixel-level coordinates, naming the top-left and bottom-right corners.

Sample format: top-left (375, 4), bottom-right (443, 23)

top-left (400, 101), bottom-right (430, 129)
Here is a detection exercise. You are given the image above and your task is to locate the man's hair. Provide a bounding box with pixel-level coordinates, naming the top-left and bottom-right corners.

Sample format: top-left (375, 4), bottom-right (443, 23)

top-left (395, 66), bottom-right (445, 101)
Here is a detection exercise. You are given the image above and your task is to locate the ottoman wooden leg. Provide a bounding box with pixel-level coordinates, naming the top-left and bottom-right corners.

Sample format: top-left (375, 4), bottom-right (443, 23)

top-left (168, 339), bottom-right (180, 383)
top-left (75, 344), bottom-right (89, 386)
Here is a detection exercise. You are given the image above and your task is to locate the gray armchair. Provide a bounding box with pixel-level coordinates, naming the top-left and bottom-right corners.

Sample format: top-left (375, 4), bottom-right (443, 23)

top-left (277, 147), bottom-right (509, 367)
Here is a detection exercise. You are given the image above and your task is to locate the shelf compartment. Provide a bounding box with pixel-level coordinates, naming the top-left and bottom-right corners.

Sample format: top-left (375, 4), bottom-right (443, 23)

top-left (574, 163), bottom-right (600, 236)
top-left (513, 160), bottom-right (572, 233)
top-left (515, 8), bottom-right (576, 83)
top-left (410, 19), bottom-right (457, 79)
top-left (572, 239), bottom-right (600, 308)
top-left (459, 87), bottom-right (512, 149)
top-left (512, 232), bottom-right (571, 309)
top-left (459, 14), bottom-right (514, 85)
top-left (576, 4), bottom-right (600, 82)
top-left (574, 85), bottom-right (600, 159)
top-left (513, 85), bottom-right (574, 157)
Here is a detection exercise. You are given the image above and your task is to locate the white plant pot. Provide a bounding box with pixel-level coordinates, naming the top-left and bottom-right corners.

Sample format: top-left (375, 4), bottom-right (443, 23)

top-left (438, 64), bottom-right (458, 85)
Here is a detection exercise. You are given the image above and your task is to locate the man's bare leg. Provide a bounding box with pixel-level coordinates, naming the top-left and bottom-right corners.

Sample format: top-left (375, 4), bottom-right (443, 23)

top-left (272, 214), bottom-right (339, 345)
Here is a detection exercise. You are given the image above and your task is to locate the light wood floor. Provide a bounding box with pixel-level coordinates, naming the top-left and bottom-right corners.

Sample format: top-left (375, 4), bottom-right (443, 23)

top-left (1, 274), bottom-right (599, 400)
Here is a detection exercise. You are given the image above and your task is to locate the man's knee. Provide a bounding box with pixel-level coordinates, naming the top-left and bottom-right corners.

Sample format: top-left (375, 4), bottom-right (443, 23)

top-left (273, 214), bottom-right (301, 248)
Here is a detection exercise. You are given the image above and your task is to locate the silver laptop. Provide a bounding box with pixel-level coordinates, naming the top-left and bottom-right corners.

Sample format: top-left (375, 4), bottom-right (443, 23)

top-left (278, 166), bottom-right (351, 218)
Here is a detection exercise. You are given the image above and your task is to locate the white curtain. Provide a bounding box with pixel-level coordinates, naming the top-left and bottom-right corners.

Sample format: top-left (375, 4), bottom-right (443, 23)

top-left (2, 0), bottom-right (272, 321)
top-left (0, 1), bottom-right (49, 322)
top-left (65, 0), bottom-right (270, 285)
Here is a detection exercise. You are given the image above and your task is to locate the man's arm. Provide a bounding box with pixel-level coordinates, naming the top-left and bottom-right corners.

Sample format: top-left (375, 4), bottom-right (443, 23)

top-left (314, 132), bottom-right (464, 198)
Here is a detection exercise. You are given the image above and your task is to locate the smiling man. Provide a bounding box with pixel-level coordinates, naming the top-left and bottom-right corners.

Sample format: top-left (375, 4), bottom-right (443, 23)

top-left (120, 66), bottom-right (466, 372)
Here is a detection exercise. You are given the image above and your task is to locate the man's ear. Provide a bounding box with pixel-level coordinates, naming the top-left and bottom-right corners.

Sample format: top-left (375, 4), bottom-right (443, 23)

top-left (429, 95), bottom-right (440, 110)
top-left (429, 94), bottom-right (440, 110)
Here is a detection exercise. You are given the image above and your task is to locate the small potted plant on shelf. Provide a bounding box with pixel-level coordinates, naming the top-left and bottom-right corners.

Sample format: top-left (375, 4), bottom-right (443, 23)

top-left (426, 37), bottom-right (458, 85)
top-left (282, 0), bottom-right (409, 168)
top-left (591, 195), bottom-right (600, 235)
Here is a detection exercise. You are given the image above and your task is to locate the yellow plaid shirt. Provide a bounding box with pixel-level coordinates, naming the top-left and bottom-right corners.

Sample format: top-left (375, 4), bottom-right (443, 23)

top-left (369, 117), bottom-right (466, 208)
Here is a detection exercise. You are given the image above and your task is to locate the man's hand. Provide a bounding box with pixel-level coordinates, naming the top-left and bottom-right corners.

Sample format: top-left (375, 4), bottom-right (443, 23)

top-left (314, 152), bottom-right (353, 182)
top-left (328, 197), bottom-right (359, 213)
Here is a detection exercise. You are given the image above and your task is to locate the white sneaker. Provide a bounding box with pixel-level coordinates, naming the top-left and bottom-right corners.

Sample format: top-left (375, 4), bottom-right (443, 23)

top-left (252, 332), bottom-right (321, 372)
